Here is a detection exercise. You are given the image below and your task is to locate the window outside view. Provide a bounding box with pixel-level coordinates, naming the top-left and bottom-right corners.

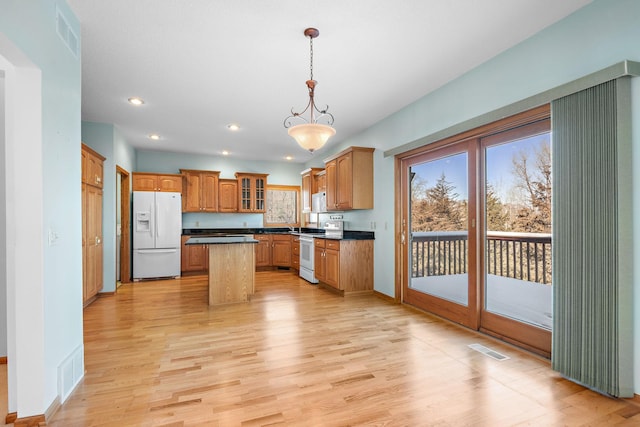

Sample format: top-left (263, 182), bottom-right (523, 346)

top-left (410, 133), bottom-right (552, 329)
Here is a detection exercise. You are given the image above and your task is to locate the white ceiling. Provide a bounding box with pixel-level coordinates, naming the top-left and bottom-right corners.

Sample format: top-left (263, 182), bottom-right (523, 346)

top-left (68, 0), bottom-right (592, 164)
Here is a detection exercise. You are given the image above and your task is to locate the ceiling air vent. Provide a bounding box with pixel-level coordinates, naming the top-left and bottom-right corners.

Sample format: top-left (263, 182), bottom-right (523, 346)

top-left (56, 6), bottom-right (79, 58)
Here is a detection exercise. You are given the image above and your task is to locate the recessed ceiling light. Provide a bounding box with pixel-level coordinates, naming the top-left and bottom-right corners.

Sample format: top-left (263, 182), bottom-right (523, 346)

top-left (148, 134), bottom-right (160, 140)
top-left (227, 123), bottom-right (240, 131)
top-left (128, 97), bottom-right (145, 106)
top-left (222, 150), bottom-right (230, 156)
top-left (285, 155), bottom-right (294, 161)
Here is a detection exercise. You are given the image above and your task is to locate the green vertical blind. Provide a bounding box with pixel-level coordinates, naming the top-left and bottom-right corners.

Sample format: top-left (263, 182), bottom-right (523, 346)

top-left (551, 79), bottom-right (633, 397)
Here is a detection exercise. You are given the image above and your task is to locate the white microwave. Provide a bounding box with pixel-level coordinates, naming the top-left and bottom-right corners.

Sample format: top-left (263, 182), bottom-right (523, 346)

top-left (311, 192), bottom-right (327, 213)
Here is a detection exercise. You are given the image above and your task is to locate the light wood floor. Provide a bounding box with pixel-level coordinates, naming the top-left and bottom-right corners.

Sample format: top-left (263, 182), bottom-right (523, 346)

top-left (45, 270), bottom-right (639, 426)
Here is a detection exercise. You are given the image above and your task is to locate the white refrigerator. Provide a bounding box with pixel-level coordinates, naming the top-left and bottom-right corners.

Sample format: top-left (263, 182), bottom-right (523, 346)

top-left (133, 191), bottom-right (182, 279)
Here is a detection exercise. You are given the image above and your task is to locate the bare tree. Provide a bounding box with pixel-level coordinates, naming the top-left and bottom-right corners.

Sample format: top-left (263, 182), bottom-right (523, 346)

top-left (510, 140), bottom-right (552, 233)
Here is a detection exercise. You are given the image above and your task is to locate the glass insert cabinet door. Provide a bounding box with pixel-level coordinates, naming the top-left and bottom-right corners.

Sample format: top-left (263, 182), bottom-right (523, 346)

top-left (235, 173), bottom-right (268, 213)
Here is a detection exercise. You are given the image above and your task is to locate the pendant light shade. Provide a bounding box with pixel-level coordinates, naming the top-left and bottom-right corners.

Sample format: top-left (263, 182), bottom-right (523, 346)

top-left (287, 123), bottom-right (336, 153)
top-left (284, 28), bottom-right (335, 153)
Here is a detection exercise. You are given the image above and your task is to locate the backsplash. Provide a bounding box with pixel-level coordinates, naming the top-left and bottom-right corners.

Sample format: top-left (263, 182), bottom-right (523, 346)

top-left (182, 212), bottom-right (264, 229)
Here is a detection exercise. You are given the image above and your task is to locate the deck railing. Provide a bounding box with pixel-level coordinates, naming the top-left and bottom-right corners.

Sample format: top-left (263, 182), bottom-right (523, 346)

top-left (411, 231), bottom-right (552, 284)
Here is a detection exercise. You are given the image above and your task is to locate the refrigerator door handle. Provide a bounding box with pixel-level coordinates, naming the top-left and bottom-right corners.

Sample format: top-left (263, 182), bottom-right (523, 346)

top-left (135, 249), bottom-right (177, 254)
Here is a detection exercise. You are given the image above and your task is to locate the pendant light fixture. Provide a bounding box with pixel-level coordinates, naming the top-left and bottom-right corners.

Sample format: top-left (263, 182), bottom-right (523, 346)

top-left (284, 28), bottom-right (335, 153)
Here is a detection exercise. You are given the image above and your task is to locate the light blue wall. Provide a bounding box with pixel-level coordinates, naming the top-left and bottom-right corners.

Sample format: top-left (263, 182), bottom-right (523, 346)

top-left (0, 0), bottom-right (83, 411)
top-left (114, 125), bottom-right (136, 174)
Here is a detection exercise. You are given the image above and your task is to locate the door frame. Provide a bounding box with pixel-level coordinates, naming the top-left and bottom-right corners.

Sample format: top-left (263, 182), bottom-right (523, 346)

top-left (395, 105), bottom-right (552, 356)
top-left (116, 165), bottom-right (131, 284)
top-left (400, 140), bottom-right (479, 330)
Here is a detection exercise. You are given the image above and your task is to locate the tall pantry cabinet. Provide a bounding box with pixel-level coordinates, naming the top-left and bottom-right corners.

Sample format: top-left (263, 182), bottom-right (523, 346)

top-left (82, 143), bottom-right (105, 306)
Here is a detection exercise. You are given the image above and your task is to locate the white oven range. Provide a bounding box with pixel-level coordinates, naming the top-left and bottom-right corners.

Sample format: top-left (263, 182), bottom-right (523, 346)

top-left (298, 234), bottom-right (319, 284)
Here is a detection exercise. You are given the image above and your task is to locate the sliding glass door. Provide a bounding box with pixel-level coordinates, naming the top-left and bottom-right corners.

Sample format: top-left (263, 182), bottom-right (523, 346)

top-left (399, 107), bottom-right (551, 356)
top-left (403, 141), bottom-right (478, 328)
top-left (479, 120), bottom-right (552, 355)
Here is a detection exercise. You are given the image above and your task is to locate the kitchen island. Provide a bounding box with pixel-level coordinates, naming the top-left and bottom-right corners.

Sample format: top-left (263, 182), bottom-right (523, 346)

top-left (186, 236), bottom-right (258, 306)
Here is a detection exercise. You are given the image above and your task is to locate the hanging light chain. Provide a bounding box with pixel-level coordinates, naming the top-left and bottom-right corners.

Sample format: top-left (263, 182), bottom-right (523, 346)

top-left (309, 33), bottom-right (314, 82)
top-left (284, 27), bottom-right (335, 131)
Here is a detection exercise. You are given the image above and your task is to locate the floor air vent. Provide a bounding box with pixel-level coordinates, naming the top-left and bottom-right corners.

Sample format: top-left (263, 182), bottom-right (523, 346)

top-left (468, 343), bottom-right (510, 361)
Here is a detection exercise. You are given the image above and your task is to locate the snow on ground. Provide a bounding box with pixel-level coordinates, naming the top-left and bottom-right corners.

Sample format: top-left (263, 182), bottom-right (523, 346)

top-left (410, 274), bottom-right (552, 329)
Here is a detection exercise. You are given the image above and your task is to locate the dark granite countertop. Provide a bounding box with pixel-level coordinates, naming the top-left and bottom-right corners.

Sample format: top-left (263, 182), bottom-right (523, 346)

top-left (186, 236), bottom-right (259, 245)
top-left (182, 228), bottom-right (375, 240)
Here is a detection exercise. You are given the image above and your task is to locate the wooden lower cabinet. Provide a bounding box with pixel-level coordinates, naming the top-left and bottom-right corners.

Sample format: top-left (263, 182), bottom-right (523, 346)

top-left (83, 183), bottom-right (103, 304)
top-left (254, 235), bottom-right (271, 267)
top-left (182, 233), bottom-right (296, 273)
top-left (181, 235), bottom-right (209, 273)
top-left (272, 235), bottom-right (292, 267)
top-left (314, 238), bottom-right (373, 295)
top-left (324, 240), bottom-right (340, 289)
top-left (314, 241), bottom-right (326, 282)
top-left (254, 234), bottom-right (293, 269)
top-left (291, 236), bottom-right (300, 270)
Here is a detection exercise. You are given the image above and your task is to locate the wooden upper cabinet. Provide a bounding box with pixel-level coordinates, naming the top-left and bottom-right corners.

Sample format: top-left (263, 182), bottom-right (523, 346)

top-left (157, 175), bottom-right (183, 192)
top-left (180, 169), bottom-right (220, 212)
top-left (324, 146), bottom-right (374, 211)
top-left (314, 170), bottom-right (326, 192)
top-left (218, 179), bottom-right (238, 213)
top-left (235, 173), bottom-right (268, 213)
top-left (132, 172), bottom-right (183, 192)
top-left (81, 143), bottom-right (105, 188)
top-left (301, 167), bottom-right (324, 213)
